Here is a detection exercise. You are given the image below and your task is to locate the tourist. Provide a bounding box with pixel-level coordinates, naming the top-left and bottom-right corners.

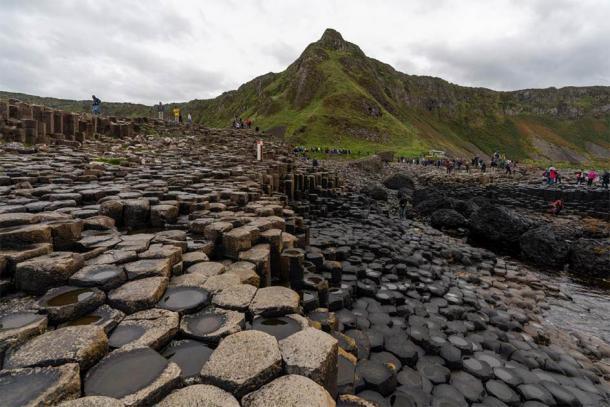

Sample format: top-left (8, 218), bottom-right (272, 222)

top-left (187, 113), bottom-right (192, 124)
top-left (575, 169), bottom-right (583, 184)
top-left (245, 118), bottom-right (252, 128)
top-left (505, 160), bottom-right (512, 175)
top-left (548, 167), bottom-right (558, 184)
top-left (91, 95), bottom-right (101, 115)
top-left (178, 113), bottom-right (183, 123)
top-left (549, 199), bottom-right (564, 216)
top-left (587, 169), bottom-right (597, 186)
top-left (157, 102), bottom-right (164, 120)
top-left (398, 192), bottom-right (408, 219)
top-left (173, 107), bottom-right (180, 123)
top-left (602, 170), bottom-right (609, 189)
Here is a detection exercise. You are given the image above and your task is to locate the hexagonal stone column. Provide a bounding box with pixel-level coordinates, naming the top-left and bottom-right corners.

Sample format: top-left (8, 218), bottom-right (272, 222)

top-left (200, 330), bottom-right (282, 398)
top-left (279, 327), bottom-right (338, 395)
top-left (241, 375), bottom-right (335, 407)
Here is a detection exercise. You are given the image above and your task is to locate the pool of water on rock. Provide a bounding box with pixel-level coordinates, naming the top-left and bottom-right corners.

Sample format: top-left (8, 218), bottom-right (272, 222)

top-left (251, 316), bottom-right (302, 340)
top-left (538, 272), bottom-right (610, 342)
top-left (64, 315), bottom-right (103, 326)
top-left (188, 313), bottom-right (225, 335)
top-left (157, 287), bottom-right (209, 313)
top-left (46, 288), bottom-right (95, 306)
top-left (0, 312), bottom-right (44, 330)
top-left (162, 340), bottom-right (214, 378)
top-left (0, 368), bottom-right (60, 406)
top-left (85, 348), bottom-right (168, 398)
top-left (108, 325), bottom-right (146, 348)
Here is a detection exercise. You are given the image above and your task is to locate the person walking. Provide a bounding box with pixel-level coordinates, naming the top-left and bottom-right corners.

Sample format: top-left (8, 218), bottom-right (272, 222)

top-left (602, 170), bottom-right (609, 189)
top-left (187, 113), bottom-right (192, 125)
top-left (91, 95), bottom-right (101, 115)
top-left (157, 102), bottom-right (164, 120)
top-left (172, 107), bottom-right (180, 123)
top-left (587, 169), bottom-right (597, 186)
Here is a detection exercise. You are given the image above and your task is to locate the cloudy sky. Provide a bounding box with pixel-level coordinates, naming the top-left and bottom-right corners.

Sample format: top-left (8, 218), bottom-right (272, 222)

top-left (1, 0), bottom-right (609, 105)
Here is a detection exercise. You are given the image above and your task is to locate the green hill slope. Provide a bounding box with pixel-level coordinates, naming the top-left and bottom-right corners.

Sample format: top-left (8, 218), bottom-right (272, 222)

top-left (179, 29), bottom-right (610, 164)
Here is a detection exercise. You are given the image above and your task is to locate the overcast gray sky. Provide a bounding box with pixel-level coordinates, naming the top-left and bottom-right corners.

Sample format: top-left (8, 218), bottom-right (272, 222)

top-left (1, 0), bottom-right (609, 104)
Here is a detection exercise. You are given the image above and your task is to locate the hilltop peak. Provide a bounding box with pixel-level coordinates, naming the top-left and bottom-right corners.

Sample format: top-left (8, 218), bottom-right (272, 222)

top-left (317, 28), bottom-right (350, 51)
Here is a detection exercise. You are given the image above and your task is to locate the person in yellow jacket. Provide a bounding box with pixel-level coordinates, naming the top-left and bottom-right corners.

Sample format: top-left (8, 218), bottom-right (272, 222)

top-left (172, 107), bottom-right (180, 123)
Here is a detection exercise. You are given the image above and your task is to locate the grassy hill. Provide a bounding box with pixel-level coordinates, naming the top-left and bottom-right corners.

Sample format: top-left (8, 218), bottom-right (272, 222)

top-left (3, 29), bottom-right (609, 165)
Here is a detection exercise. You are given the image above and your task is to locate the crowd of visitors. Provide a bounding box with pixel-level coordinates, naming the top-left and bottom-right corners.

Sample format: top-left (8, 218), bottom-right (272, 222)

top-left (232, 116), bottom-right (253, 129)
top-left (293, 146), bottom-right (352, 155)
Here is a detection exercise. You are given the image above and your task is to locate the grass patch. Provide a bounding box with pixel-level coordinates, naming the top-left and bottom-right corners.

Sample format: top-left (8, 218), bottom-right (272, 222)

top-left (93, 157), bottom-right (125, 165)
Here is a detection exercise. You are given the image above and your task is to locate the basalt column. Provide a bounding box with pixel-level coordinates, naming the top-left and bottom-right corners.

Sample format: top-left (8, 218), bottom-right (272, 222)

top-left (280, 248), bottom-right (305, 295)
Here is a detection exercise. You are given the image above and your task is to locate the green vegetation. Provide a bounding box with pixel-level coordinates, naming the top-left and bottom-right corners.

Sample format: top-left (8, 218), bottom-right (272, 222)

top-left (93, 157), bottom-right (125, 166)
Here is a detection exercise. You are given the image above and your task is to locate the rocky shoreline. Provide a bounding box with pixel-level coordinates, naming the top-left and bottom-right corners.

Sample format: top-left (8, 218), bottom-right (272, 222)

top-left (1, 100), bottom-right (610, 406)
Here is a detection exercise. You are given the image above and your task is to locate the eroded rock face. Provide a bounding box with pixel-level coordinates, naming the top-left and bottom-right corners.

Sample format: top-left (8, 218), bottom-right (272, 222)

top-left (0, 363), bottom-right (81, 407)
top-left (241, 374), bottom-right (336, 407)
top-left (4, 325), bottom-right (108, 371)
top-left (200, 330), bottom-right (282, 398)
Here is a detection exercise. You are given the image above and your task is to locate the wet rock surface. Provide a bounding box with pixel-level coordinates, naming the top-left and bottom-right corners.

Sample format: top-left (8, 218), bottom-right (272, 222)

top-left (0, 110), bottom-right (609, 405)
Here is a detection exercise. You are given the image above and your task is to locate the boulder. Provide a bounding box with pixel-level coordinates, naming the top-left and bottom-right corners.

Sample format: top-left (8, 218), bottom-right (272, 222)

top-left (469, 204), bottom-right (533, 252)
top-left (430, 209), bottom-right (469, 230)
top-left (383, 173), bottom-right (415, 190)
top-left (570, 237), bottom-right (610, 277)
top-left (519, 225), bottom-right (572, 267)
top-left (360, 184), bottom-right (388, 201)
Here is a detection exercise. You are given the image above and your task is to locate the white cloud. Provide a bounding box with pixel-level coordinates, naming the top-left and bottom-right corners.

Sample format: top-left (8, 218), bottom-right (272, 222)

top-left (0, 0), bottom-right (608, 104)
